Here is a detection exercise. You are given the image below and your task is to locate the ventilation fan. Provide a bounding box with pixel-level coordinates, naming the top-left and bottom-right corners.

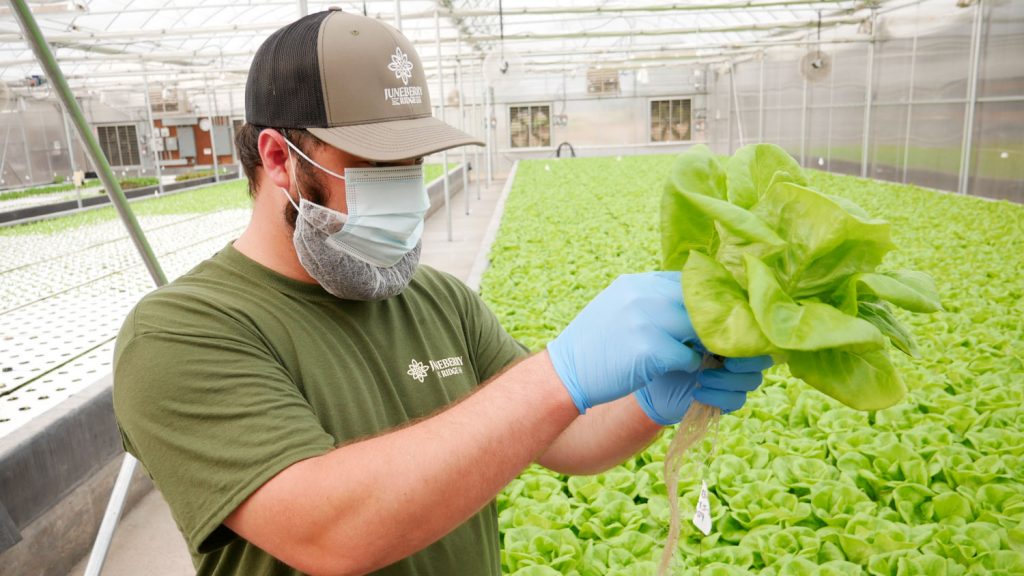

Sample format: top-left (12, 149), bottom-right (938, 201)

top-left (799, 50), bottom-right (832, 82)
top-left (446, 88), bottom-right (460, 107)
top-left (482, 49), bottom-right (524, 86)
top-left (799, 11), bottom-right (832, 83)
top-left (481, 0), bottom-right (523, 86)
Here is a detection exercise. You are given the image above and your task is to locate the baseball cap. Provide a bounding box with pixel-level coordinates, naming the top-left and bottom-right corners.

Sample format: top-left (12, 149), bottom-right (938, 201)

top-left (245, 8), bottom-right (482, 162)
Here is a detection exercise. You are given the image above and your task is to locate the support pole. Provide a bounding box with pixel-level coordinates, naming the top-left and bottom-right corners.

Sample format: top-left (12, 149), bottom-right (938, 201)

top-left (435, 11), bottom-right (451, 241)
top-left (958, 0), bottom-right (984, 196)
top-left (19, 109), bottom-right (33, 183)
top-left (800, 70), bottom-right (808, 167)
top-left (60, 104), bottom-right (82, 209)
top-left (902, 18), bottom-right (919, 184)
top-left (8, 0), bottom-right (166, 285)
top-left (860, 14), bottom-right (876, 179)
top-left (486, 86), bottom-right (494, 184)
top-left (394, 0), bottom-right (402, 30)
top-left (205, 79), bottom-right (220, 183)
top-left (826, 50), bottom-right (835, 172)
top-left (298, 0), bottom-right (308, 17)
top-left (41, 106), bottom-right (54, 179)
top-left (759, 51), bottom-right (765, 142)
top-left (726, 72), bottom-right (733, 153)
top-left (473, 70), bottom-right (482, 200)
top-left (7, 5), bottom-right (168, 576)
top-left (457, 34), bottom-right (469, 215)
top-left (141, 71), bottom-right (165, 195)
top-left (0, 123), bottom-right (12, 183)
top-left (730, 62), bottom-right (745, 149)
top-left (228, 90), bottom-right (240, 167)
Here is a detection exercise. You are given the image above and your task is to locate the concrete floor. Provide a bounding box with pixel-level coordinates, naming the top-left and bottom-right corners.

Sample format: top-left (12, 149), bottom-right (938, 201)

top-left (67, 173), bottom-right (509, 576)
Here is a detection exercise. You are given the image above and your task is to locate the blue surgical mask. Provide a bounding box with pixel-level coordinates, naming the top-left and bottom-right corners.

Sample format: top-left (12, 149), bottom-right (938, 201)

top-left (283, 138), bottom-right (429, 267)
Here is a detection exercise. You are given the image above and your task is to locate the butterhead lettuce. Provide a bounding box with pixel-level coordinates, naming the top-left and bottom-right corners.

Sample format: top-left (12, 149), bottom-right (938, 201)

top-left (662, 144), bottom-right (941, 411)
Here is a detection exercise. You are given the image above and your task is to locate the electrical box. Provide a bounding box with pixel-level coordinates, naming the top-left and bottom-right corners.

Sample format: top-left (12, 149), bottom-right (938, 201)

top-left (164, 137), bottom-right (179, 151)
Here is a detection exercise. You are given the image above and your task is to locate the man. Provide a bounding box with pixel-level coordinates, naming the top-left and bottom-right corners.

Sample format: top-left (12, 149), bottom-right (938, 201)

top-left (113, 9), bottom-right (770, 576)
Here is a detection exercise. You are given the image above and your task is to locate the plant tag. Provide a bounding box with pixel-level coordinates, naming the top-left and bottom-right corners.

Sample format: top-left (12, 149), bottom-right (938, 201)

top-left (692, 480), bottom-right (712, 536)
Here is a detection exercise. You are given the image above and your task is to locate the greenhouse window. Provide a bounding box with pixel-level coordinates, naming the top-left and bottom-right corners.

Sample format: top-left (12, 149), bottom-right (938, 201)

top-left (650, 98), bottom-right (692, 143)
top-left (96, 124), bottom-right (141, 167)
top-left (587, 68), bottom-right (620, 95)
top-left (509, 105), bottom-right (551, 149)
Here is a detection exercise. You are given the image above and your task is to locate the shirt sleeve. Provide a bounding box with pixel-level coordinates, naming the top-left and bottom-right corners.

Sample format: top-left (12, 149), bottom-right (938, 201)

top-left (113, 307), bottom-right (336, 556)
top-left (451, 279), bottom-right (530, 383)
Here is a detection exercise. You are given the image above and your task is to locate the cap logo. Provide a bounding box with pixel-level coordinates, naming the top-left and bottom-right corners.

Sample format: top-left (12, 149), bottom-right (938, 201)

top-left (387, 47), bottom-right (414, 86)
top-left (383, 46), bottom-right (423, 106)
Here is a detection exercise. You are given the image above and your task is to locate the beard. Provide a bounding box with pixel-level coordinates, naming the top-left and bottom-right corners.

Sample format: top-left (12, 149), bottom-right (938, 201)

top-left (282, 160), bottom-right (422, 301)
top-left (282, 158), bottom-right (329, 229)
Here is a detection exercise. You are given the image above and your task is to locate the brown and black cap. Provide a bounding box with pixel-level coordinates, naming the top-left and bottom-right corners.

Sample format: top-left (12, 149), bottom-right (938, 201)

top-left (246, 8), bottom-right (481, 162)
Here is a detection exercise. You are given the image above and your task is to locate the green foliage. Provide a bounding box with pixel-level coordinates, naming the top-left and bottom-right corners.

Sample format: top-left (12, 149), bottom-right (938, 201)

top-left (118, 177), bottom-right (160, 190)
top-left (0, 181), bottom-right (94, 201)
top-left (423, 162), bottom-right (457, 184)
top-left (173, 168), bottom-right (232, 182)
top-left (0, 179), bottom-right (249, 236)
top-left (481, 155), bottom-right (1024, 574)
top-left (0, 177), bottom-right (159, 201)
top-left (663, 144), bottom-right (941, 411)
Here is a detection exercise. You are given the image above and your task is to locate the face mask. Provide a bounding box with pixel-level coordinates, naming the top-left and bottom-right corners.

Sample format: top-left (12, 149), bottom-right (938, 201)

top-left (283, 139), bottom-right (429, 267)
top-left (279, 142), bottom-right (424, 301)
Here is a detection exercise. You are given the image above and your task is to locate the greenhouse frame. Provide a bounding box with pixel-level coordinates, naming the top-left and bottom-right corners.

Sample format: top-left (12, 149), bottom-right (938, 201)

top-left (0, 1), bottom-right (1021, 575)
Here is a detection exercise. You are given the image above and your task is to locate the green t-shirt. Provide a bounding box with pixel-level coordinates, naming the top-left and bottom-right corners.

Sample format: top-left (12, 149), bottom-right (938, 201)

top-left (113, 243), bottom-right (528, 576)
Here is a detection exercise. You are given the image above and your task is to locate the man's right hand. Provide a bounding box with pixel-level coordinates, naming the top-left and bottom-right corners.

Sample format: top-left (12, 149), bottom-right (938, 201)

top-left (546, 272), bottom-right (702, 413)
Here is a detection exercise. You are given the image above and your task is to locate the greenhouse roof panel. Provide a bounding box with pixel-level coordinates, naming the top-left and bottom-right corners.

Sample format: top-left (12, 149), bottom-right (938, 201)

top-left (0, 0), bottom-right (884, 93)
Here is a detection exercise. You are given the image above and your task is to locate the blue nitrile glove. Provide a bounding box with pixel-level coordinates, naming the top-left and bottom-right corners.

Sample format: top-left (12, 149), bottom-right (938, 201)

top-left (546, 272), bottom-right (701, 414)
top-left (636, 355), bottom-right (774, 424)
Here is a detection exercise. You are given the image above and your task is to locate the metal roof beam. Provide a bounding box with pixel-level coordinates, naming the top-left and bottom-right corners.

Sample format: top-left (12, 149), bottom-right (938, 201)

top-left (0, 33), bottom-right (871, 70)
top-left (0, 13), bottom-right (865, 44)
top-left (398, 1), bottom-right (858, 19)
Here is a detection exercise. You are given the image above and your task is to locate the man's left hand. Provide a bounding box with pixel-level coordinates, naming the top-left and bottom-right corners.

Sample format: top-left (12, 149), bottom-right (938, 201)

top-left (635, 355), bottom-right (773, 425)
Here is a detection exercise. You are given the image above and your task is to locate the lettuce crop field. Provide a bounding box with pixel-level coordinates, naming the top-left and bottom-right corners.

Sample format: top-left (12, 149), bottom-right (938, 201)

top-left (480, 156), bottom-right (1024, 576)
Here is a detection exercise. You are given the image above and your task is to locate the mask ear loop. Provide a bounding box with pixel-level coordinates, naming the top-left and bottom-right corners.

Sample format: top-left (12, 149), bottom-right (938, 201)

top-left (282, 137), bottom-right (346, 181)
top-left (279, 146), bottom-right (305, 211)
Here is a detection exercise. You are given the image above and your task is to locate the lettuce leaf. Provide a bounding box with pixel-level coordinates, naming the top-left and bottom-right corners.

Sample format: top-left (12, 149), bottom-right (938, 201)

top-left (661, 143), bottom-right (939, 411)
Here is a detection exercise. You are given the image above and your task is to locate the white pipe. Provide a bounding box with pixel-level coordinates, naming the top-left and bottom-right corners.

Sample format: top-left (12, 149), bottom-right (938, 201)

top-left (19, 111), bottom-right (33, 183)
top-left (141, 71), bottom-right (165, 194)
top-left (485, 86), bottom-right (494, 184)
top-left (0, 14), bottom-right (865, 44)
top-left (435, 10), bottom-right (451, 242)
top-left (83, 455), bottom-right (138, 576)
top-left (60, 103), bottom-right (82, 208)
top-left (826, 49), bottom-right (835, 172)
top-left (205, 79), bottom-right (220, 183)
top-left (758, 52), bottom-right (765, 142)
top-left (457, 35), bottom-right (469, 216)
top-left (800, 69), bottom-right (807, 166)
top-left (958, 0), bottom-right (984, 196)
top-left (730, 62), bottom-right (745, 148)
top-left (901, 13), bottom-right (919, 185)
top-left (859, 15), bottom-right (875, 179)
top-left (0, 36), bottom-right (876, 68)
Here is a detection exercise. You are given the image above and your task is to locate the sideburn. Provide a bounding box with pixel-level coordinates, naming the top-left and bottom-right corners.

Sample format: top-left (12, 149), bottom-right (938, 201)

top-left (283, 160), bottom-right (331, 229)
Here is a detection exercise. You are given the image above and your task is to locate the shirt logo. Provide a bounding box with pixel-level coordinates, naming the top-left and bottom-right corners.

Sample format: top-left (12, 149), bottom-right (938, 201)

top-left (388, 47), bottom-right (414, 86)
top-left (407, 359), bottom-right (430, 383)
top-left (407, 355), bottom-right (465, 382)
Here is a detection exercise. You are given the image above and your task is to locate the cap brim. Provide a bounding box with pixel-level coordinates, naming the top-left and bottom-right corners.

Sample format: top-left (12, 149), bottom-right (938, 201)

top-left (308, 116), bottom-right (484, 162)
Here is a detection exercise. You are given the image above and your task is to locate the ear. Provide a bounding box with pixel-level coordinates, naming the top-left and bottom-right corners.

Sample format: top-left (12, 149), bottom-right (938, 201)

top-left (257, 129), bottom-right (293, 192)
